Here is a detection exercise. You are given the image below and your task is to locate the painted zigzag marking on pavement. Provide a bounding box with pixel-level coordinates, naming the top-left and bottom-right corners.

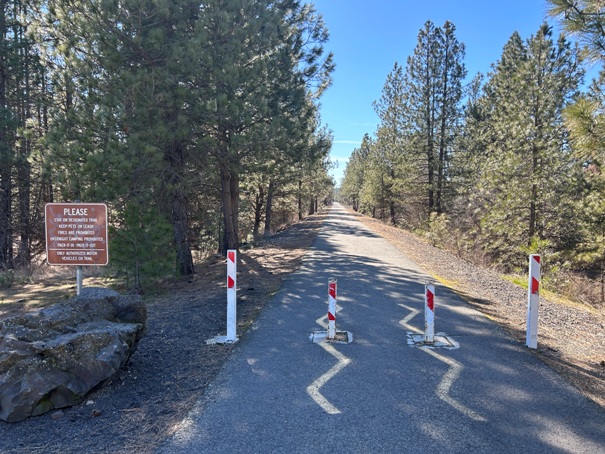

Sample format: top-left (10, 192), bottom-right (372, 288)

top-left (420, 347), bottom-right (486, 422)
top-left (307, 303), bottom-right (349, 414)
top-left (399, 301), bottom-right (485, 421)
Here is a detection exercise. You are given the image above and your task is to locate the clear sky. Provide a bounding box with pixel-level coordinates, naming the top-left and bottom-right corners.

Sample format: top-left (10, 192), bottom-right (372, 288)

top-left (310, 0), bottom-right (565, 185)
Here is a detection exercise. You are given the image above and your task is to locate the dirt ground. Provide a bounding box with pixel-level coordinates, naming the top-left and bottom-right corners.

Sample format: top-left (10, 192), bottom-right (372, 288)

top-left (0, 206), bottom-right (603, 453)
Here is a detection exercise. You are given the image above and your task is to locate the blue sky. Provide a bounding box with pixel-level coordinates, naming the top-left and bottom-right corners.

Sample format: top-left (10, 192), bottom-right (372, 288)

top-left (310, 0), bottom-right (571, 185)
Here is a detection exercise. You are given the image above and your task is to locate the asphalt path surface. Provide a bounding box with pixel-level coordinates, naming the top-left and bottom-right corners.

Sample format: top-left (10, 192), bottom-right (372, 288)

top-left (159, 204), bottom-right (605, 453)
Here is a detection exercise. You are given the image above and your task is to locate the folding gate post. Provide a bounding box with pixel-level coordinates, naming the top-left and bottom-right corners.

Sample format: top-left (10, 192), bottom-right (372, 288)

top-left (425, 283), bottom-right (435, 343)
top-left (327, 278), bottom-right (337, 339)
top-left (526, 254), bottom-right (541, 349)
top-left (226, 250), bottom-right (237, 342)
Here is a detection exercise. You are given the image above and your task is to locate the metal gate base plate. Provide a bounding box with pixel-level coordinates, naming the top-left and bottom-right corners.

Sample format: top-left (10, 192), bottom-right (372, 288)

top-left (406, 332), bottom-right (459, 349)
top-left (310, 330), bottom-right (353, 344)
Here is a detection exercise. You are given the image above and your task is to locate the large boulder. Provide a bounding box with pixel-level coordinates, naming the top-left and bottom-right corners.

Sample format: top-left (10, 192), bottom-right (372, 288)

top-left (0, 287), bottom-right (147, 422)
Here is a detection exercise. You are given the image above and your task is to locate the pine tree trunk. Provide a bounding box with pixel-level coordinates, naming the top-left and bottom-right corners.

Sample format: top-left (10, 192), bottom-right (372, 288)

top-left (253, 185), bottom-right (264, 241)
top-left (220, 160), bottom-right (239, 253)
top-left (0, 0), bottom-right (13, 269)
top-left (264, 178), bottom-right (274, 237)
top-left (601, 264), bottom-right (605, 306)
top-left (427, 139), bottom-right (435, 215)
top-left (529, 144), bottom-right (538, 242)
top-left (172, 185), bottom-right (194, 276)
top-left (437, 56), bottom-right (449, 215)
top-left (168, 140), bottom-right (194, 276)
top-left (230, 166), bottom-right (239, 246)
top-left (298, 179), bottom-right (303, 220)
top-left (0, 169), bottom-right (11, 270)
top-left (425, 78), bottom-right (435, 216)
top-left (16, 31), bottom-right (31, 267)
top-left (16, 151), bottom-right (30, 267)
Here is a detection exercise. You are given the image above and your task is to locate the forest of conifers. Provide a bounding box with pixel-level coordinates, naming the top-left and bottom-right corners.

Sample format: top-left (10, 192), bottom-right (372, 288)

top-left (0, 0), bottom-right (335, 292)
top-left (338, 1), bottom-right (605, 307)
top-left (3, 0), bottom-right (605, 305)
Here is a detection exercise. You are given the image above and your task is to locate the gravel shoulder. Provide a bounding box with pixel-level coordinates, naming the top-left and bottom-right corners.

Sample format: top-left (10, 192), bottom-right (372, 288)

top-left (1, 205), bottom-right (603, 453)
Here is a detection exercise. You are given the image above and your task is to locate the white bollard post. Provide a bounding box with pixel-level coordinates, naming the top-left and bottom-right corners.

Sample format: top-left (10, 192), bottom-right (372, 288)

top-left (226, 250), bottom-right (237, 342)
top-left (425, 283), bottom-right (435, 343)
top-left (327, 278), bottom-right (337, 339)
top-left (526, 254), bottom-right (541, 349)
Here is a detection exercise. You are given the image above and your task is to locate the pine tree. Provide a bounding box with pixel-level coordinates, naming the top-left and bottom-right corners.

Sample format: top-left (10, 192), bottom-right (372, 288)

top-left (435, 21), bottom-right (466, 212)
top-left (547, 0), bottom-right (605, 293)
top-left (340, 134), bottom-right (371, 212)
top-left (547, 0), bottom-right (605, 64)
top-left (44, 0), bottom-right (200, 278)
top-left (358, 133), bottom-right (396, 222)
top-left (547, 0), bottom-right (605, 165)
top-left (373, 63), bottom-right (406, 224)
top-left (0, 0), bottom-right (334, 287)
top-left (399, 20), bottom-right (465, 221)
top-left (467, 26), bottom-right (584, 268)
top-left (0, 0), bottom-right (13, 270)
top-left (195, 0), bottom-right (333, 253)
top-left (403, 20), bottom-right (441, 216)
top-left (0, 0), bottom-right (48, 270)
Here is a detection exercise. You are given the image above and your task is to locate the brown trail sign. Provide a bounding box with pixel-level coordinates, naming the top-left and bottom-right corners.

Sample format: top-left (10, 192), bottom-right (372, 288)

top-left (45, 203), bottom-right (108, 266)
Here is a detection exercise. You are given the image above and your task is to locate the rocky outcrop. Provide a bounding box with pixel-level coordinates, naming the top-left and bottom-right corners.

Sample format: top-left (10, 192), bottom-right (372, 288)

top-left (0, 288), bottom-right (147, 422)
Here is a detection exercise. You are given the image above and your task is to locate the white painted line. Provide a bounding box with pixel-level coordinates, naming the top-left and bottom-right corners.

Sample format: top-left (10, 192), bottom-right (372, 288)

top-left (398, 303), bottom-right (422, 334)
top-left (308, 294), bottom-right (350, 413)
top-left (306, 342), bottom-right (351, 415)
top-left (420, 347), bottom-right (486, 422)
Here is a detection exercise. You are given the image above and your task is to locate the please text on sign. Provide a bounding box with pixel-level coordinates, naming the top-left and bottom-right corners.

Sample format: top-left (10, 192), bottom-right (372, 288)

top-left (45, 203), bottom-right (108, 266)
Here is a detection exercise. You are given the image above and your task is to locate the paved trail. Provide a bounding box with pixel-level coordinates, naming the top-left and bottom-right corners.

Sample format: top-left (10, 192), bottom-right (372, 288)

top-left (160, 204), bottom-right (605, 453)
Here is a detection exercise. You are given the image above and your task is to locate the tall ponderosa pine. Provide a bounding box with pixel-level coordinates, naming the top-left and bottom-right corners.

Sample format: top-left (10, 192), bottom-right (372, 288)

top-left (400, 20), bottom-right (466, 220)
top-left (372, 63), bottom-right (406, 224)
top-left (468, 25), bottom-right (584, 268)
top-left (0, 0), bottom-right (12, 270)
top-left (435, 21), bottom-right (466, 212)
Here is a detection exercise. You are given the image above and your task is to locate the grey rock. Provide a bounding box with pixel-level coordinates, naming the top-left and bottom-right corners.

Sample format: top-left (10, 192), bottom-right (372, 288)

top-left (0, 288), bottom-right (147, 422)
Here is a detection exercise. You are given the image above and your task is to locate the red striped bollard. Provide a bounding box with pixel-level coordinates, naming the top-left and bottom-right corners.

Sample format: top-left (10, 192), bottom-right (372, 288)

top-left (227, 249), bottom-right (237, 342)
top-left (328, 278), bottom-right (337, 339)
top-left (526, 254), bottom-right (540, 349)
top-left (425, 283), bottom-right (435, 343)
